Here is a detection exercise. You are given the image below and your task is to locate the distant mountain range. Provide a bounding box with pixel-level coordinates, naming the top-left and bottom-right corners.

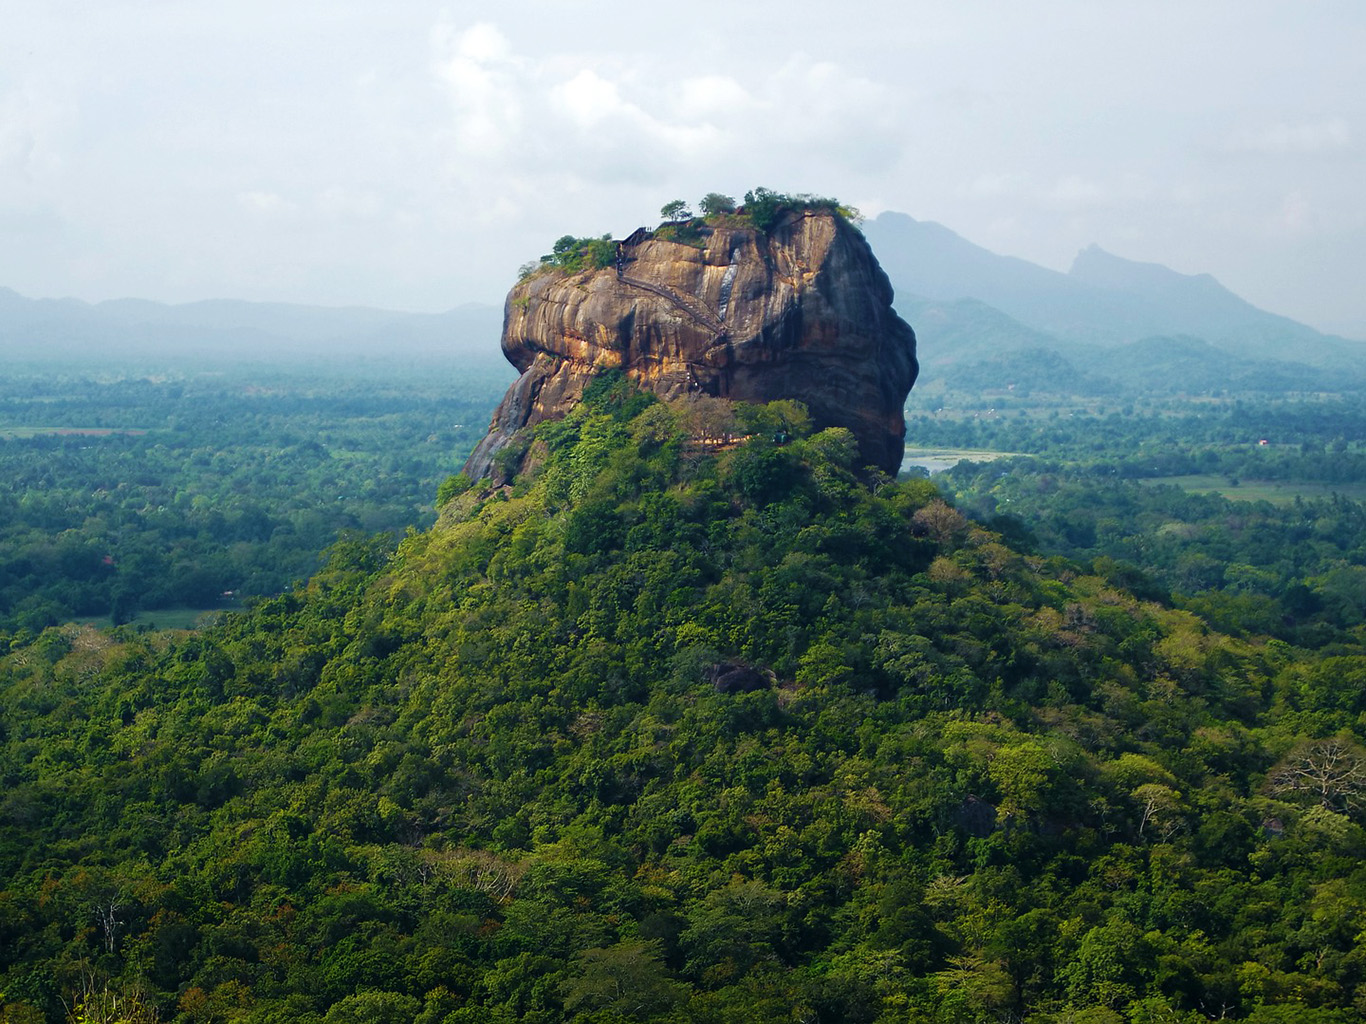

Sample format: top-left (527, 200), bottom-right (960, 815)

top-left (863, 212), bottom-right (1366, 395)
top-left (4, 212), bottom-right (1362, 397)
top-left (0, 286), bottom-right (505, 370)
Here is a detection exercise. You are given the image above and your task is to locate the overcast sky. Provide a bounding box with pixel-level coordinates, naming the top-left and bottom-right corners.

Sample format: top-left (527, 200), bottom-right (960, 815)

top-left (3, 1), bottom-right (1363, 336)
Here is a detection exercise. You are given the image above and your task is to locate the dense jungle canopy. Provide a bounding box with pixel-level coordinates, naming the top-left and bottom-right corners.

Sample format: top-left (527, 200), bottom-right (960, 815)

top-left (3, 376), bottom-right (1366, 1024)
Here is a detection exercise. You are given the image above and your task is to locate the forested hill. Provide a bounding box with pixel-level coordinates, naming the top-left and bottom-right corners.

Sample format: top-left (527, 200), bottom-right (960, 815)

top-left (4, 378), bottom-right (1366, 1023)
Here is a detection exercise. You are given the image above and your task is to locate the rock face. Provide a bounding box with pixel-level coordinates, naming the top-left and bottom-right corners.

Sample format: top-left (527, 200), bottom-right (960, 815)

top-left (464, 209), bottom-right (918, 479)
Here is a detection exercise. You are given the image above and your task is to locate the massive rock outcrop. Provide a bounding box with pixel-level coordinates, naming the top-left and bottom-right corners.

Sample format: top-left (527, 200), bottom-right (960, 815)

top-left (464, 209), bottom-right (918, 479)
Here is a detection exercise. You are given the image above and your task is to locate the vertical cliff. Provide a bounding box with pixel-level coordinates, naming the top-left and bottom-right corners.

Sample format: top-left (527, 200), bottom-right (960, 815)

top-left (464, 208), bottom-right (918, 479)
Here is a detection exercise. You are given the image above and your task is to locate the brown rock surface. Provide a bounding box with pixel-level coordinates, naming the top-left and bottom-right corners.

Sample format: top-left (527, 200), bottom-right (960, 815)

top-left (464, 209), bottom-right (918, 479)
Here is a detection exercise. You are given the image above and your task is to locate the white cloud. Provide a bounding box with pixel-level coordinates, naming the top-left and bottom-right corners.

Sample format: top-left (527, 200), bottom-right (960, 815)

top-left (316, 186), bottom-right (384, 220)
top-left (425, 19), bottom-right (912, 209)
top-left (959, 172), bottom-right (1024, 199)
top-left (1275, 189), bottom-right (1313, 233)
top-left (672, 75), bottom-right (755, 121)
top-left (0, 81), bottom-right (71, 194)
top-left (1048, 175), bottom-right (1110, 209)
top-left (431, 20), bottom-right (523, 154)
top-left (1040, 173), bottom-right (1156, 213)
top-left (454, 21), bottom-right (512, 64)
top-left (552, 69), bottom-right (629, 128)
top-left (775, 57), bottom-right (887, 118)
top-left (1223, 117), bottom-right (1351, 156)
top-left (237, 190), bottom-right (298, 216)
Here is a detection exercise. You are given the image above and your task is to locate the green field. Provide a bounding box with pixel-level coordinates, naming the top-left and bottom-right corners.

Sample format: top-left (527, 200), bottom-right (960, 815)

top-left (1140, 474), bottom-right (1366, 504)
top-left (0, 425), bottom-right (148, 439)
top-left (901, 446), bottom-right (1024, 474)
top-left (77, 602), bottom-right (243, 631)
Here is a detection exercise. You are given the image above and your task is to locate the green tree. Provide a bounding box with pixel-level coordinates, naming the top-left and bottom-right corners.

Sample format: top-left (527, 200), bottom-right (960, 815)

top-left (560, 940), bottom-right (685, 1017)
top-left (699, 192), bottom-right (736, 216)
top-left (659, 199), bottom-right (692, 222)
top-left (321, 991), bottom-right (422, 1024)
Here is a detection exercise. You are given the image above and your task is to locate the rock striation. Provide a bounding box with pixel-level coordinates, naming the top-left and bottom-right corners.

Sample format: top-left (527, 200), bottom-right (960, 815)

top-left (464, 209), bottom-right (918, 479)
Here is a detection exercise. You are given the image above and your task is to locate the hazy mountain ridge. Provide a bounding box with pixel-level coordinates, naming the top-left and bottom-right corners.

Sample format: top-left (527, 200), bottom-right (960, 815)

top-left (898, 296), bottom-right (1345, 397)
top-left (5, 210), bottom-right (1359, 393)
top-left (865, 212), bottom-right (1366, 393)
top-left (0, 286), bottom-right (505, 367)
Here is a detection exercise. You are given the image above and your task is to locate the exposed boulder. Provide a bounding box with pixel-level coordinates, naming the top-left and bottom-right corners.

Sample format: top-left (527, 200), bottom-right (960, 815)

top-left (464, 209), bottom-right (918, 479)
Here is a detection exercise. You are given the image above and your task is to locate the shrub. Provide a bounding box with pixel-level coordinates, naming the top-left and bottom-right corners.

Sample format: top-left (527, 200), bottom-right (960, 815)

top-left (699, 192), bottom-right (737, 217)
top-left (539, 233), bottom-right (615, 274)
top-left (436, 473), bottom-right (473, 507)
top-left (653, 220), bottom-right (706, 247)
top-left (740, 187), bottom-right (854, 232)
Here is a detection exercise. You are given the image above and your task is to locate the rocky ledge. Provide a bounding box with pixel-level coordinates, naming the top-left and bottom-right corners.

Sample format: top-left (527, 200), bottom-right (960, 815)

top-left (464, 208), bottom-right (918, 479)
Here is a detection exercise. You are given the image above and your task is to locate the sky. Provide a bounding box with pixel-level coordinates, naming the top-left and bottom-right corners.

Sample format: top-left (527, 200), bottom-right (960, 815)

top-left (2, 1), bottom-right (1364, 337)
